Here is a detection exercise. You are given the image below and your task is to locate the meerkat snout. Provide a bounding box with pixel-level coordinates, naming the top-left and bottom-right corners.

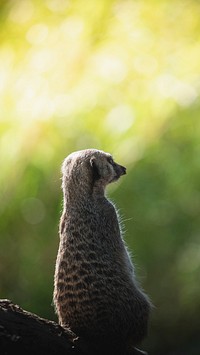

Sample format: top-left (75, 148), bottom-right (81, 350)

top-left (114, 163), bottom-right (126, 176)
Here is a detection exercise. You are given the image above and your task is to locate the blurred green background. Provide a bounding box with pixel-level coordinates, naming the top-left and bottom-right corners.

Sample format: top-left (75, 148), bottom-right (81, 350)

top-left (0, 0), bottom-right (200, 354)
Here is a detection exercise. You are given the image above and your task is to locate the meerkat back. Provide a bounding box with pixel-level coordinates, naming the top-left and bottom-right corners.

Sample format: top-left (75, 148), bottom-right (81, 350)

top-left (53, 149), bottom-right (151, 355)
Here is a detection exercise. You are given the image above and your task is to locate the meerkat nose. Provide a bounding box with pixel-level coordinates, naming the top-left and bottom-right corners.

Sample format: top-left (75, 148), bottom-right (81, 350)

top-left (122, 166), bottom-right (126, 175)
top-left (120, 165), bottom-right (126, 175)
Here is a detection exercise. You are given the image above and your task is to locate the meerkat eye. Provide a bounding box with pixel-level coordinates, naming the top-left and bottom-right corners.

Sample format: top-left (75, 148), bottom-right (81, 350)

top-left (107, 157), bottom-right (114, 165)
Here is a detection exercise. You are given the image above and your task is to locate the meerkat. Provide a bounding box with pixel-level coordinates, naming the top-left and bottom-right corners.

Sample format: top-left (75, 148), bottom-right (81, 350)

top-left (53, 149), bottom-right (151, 355)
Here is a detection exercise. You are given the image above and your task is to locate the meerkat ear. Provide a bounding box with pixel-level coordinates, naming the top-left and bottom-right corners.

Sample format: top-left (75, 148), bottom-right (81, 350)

top-left (90, 157), bottom-right (101, 181)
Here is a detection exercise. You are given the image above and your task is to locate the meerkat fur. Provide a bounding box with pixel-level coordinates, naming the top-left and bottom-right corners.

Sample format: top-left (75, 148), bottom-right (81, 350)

top-left (53, 149), bottom-right (151, 355)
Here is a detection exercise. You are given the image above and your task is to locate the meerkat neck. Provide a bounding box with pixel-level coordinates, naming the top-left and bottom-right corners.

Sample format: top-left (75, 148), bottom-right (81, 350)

top-left (92, 183), bottom-right (105, 197)
top-left (62, 177), bottom-right (106, 210)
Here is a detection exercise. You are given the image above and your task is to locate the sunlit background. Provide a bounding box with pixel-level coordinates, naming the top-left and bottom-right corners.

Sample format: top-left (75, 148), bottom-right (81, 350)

top-left (1, 1), bottom-right (200, 354)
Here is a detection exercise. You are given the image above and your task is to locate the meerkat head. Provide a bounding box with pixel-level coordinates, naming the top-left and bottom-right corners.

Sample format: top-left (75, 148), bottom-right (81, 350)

top-left (89, 150), bottom-right (126, 186)
top-left (61, 149), bottom-right (126, 194)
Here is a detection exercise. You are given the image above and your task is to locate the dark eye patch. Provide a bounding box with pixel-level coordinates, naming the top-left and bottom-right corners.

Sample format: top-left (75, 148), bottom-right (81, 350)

top-left (107, 157), bottom-right (114, 165)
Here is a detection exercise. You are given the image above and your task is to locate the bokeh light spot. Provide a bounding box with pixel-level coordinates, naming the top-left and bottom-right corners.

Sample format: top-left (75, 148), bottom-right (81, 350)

top-left (21, 198), bottom-right (46, 225)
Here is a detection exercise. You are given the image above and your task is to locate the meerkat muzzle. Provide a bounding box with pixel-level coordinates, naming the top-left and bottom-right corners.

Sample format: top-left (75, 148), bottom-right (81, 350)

top-left (120, 165), bottom-right (126, 175)
top-left (115, 164), bottom-right (126, 176)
